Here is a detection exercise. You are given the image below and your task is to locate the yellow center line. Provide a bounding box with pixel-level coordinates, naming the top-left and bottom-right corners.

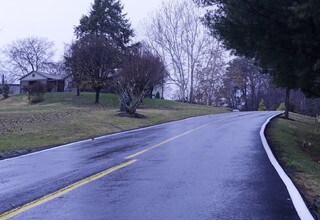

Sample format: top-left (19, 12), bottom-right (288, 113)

top-left (0, 159), bottom-right (138, 220)
top-left (28, 159), bottom-right (113, 193)
top-left (125, 115), bottom-right (240, 160)
top-left (0, 114), bottom-right (238, 219)
top-left (125, 122), bottom-right (213, 159)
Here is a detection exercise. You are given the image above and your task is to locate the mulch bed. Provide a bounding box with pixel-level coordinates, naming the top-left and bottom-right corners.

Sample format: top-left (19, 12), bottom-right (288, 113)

top-left (114, 112), bottom-right (147, 119)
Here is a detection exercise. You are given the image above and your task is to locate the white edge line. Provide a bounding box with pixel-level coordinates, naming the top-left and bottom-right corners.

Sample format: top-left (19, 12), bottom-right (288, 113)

top-left (260, 112), bottom-right (314, 220)
top-left (1, 112), bottom-right (235, 163)
top-left (1, 121), bottom-right (164, 163)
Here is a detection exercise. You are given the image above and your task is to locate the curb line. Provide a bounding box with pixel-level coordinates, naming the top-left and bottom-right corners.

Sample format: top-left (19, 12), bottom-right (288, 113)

top-left (260, 113), bottom-right (314, 220)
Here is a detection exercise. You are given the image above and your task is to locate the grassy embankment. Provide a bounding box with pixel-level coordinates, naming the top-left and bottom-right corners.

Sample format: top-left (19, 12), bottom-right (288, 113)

top-left (266, 113), bottom-right (320, 218)
top-left (0, 92), bottom-right (228, 155)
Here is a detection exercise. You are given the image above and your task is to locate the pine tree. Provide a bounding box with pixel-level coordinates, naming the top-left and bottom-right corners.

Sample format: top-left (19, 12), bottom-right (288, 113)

top-left (2, 84), bottom-right (9, 99)
top-left (75, 0), bottom-right (134, 50)
top-left (258, 99), bottom-right (267, 111)
top-left (197, 0), bottom-right (320, 118)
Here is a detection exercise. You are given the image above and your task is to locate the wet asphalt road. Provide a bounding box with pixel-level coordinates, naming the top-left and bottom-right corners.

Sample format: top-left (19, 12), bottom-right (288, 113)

top-left (0, 111), bottom-right (300, 219)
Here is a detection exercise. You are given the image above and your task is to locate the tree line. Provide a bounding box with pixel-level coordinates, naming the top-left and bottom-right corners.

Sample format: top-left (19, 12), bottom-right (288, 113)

top-left (1, 0), bottom-right (319, 116)
top-left (196, 0), bottom-right (320, 118)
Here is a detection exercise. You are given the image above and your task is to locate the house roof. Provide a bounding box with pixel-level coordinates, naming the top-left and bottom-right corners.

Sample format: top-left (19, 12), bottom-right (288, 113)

top-left (20, 71), bottom-right (67, 81)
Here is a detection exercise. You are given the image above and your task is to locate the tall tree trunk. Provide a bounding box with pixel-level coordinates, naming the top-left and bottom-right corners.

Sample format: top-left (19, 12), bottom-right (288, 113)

top-left (161, 82), bottom-right (164, 99)
top-left (285, 87), bottom-right (290, 119)
top-left (190, 75), bottom-right (194, 103)
top-left (76, 85), bottom-right (80, 96)
top-left (243, 88), bottom-right (248, 111)
top-left (181, 88), bottom-right (186, 103)
top-left (95, 87), bottom-right (102, 104)
top-left (251, 85), bottom-right (256, 110)
top-left (149, 86), bottom-right (154, 99)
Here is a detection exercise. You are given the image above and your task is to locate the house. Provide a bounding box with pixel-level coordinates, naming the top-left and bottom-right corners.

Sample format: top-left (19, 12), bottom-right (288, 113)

top-left (20, 71), bottom-right (69, 93)
top-left (8, 84), bottom-right (21, 94)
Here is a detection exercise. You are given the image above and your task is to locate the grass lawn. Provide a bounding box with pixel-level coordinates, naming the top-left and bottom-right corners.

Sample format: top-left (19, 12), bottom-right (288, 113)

top-left (0, 92), bottom-right (228, 156)
top-left (266, 113), bottom-right (320, 218)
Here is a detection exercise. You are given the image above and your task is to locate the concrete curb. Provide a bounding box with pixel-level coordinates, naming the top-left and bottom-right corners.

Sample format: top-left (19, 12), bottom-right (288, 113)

top-left (260, 112), bottom-right (314, 220)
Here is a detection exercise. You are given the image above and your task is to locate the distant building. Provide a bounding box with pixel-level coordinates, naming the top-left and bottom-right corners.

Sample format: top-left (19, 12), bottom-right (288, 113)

top-left (20, 71), bottom-right (69, 93)
top-left (7, 84), bottom-right (21, 94)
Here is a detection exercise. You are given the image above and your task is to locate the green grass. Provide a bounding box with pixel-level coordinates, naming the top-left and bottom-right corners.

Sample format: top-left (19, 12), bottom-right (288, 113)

top-left (0, 92), bottom-right (228, 154)
top-left (266, 113), bottom-right (320, 217)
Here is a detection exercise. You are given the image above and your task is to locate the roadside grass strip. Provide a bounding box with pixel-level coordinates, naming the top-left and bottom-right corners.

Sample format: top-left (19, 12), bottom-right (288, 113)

top-left (0, 159), bottom-right (138, 219)
top-left (260, 113), bottom-right (314, 220)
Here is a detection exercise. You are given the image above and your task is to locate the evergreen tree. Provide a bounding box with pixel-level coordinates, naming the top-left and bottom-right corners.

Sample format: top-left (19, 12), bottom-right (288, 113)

top-left (258, 99), bottom-right (267, 111)
top-left (2, 84), bottom-right (9, 99)
top-left (75, 0), bottom-right (134, 50)
top-left (197, 0), bottom-right (320, 118)
top-left (277, 103), bottom-right (286, 111)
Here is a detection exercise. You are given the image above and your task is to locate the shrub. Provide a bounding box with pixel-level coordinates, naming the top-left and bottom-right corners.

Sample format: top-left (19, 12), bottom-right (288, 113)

top-left (258, 99), bottom-right (267, 111)
top-left (277, 102), bottom-right (286, 111)
top-left (155, 92), bottom-right (161, 99)
top-left (26, 82), bottom-right (46, 103)
top-left (2, 84), bottom-right (9, 99)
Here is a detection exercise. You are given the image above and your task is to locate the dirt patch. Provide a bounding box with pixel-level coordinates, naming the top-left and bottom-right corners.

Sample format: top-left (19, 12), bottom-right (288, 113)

top-left (114, 112), bottom-right (147, 119)
top-left (295, 138), bottom-right (320, 163)
top-left (292, 173), bottom-right (320, 218)
top-left (0, 110), bottom-right (86, 135)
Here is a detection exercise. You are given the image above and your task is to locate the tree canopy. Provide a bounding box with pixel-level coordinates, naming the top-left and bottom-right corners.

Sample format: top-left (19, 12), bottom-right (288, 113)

top-left (74, 0), bottom-right (134, 50)
top-left (197, 0), bottom-right (320, 97)
top-left (64, 34), bottom-right (120, 103)
top-left (145, 0), bottom-right (223, 102)
top-left (2, 37), bottom-right (55, 79)
top-left (118, 44), bottom-right (167, 114)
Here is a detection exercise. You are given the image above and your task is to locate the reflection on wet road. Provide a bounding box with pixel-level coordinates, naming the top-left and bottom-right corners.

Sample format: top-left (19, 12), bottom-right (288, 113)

top-left (0, 112), bottom-right (302, 219)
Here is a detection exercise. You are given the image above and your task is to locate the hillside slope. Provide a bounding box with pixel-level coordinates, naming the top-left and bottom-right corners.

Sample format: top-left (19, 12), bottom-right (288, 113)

top-left (266, 113), bottom-right (320, 218)
top-left (0, 92), bottom-right (228, 157)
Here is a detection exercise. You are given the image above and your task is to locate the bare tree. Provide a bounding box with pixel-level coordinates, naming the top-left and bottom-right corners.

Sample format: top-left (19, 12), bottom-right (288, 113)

top-left (145, 0), bottom-right (218, 102)
top-left (64, 41), bottom-right (86, 96)
top-left (45, 61), bottom-right (66, 75)
top-left (218, 57), bottom-right (269, 110)
top-left (194, 41), bottom-right (226, 105)
top-left (1, 37), bottom-right (55, 79)
top-left (118, 45), bottom-right (167, 114)
top-left (65, 34), bottom-right (120, 103)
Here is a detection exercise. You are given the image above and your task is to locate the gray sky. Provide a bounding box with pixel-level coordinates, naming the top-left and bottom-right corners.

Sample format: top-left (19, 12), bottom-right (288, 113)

top-left (0, 0), bottom-right (162, 60)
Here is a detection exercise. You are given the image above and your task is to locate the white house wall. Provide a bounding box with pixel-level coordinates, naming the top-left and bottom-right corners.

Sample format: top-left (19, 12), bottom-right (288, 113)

top-left (9, 85), bottom-right (20, 94)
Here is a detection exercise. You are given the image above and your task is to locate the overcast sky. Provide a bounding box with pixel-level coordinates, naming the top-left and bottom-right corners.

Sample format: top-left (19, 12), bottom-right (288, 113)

top-left (0, 0), bottom-right (162, 60)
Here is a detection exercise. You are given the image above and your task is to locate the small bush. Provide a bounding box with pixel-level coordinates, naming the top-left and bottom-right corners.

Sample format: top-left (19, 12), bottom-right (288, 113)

top-left (26, 82), bottom-right (46, 103)
top-left (277, 103), bottom-right (286, 111)
top-left (2, 84), bottom-right (9, 99)
top-left (258, 99), bottom-right (267, 111)
top-left (155, 92), bottom-right (161, 99)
